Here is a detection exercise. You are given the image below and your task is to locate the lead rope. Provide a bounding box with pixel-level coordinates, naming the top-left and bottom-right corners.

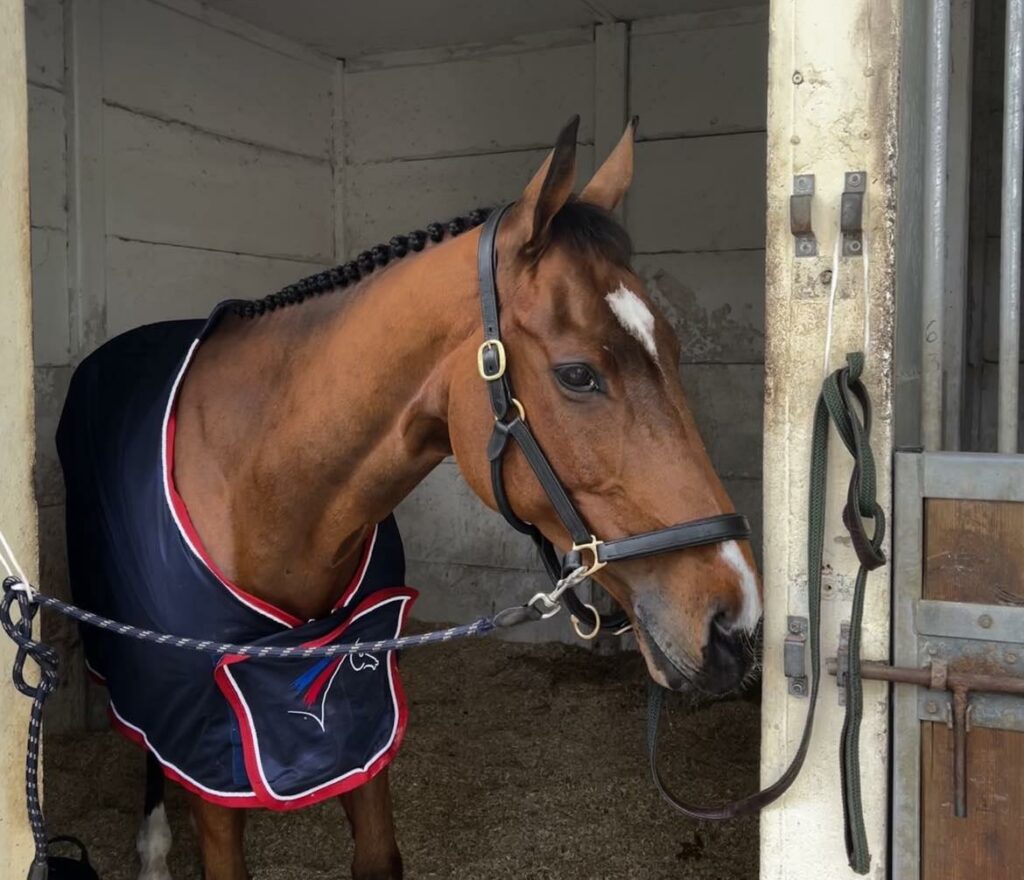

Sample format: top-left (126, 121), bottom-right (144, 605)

top-left (0, 552), bottom-right (586, 880)
top-left (812, 352), bottom-right (885, 875)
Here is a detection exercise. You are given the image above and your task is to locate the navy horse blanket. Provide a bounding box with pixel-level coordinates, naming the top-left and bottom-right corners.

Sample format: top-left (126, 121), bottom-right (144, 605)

top-left (57, 304), bottom-right (416, 810)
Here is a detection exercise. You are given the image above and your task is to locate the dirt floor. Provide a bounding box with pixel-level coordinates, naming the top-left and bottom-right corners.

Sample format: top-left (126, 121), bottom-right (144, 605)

top-left (44, 634), bottom-right (760, 880)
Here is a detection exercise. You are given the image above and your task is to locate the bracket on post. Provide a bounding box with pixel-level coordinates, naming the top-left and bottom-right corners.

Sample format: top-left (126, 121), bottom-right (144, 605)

top-left (784, 615), bottom-right (808, 696)
top-left (841, 171), bottom-right (866, 256)
top-left (790, 174), bottom-right (817, 257)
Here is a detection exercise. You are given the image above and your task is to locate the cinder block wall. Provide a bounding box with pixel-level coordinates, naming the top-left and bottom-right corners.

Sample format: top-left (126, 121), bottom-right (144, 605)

top-left (25, 0), bottom-right (767, 729)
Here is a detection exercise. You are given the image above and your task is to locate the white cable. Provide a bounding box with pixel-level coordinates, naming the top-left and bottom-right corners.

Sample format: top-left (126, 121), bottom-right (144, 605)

top-left (861, 188), bottom-right (871, 354)
top-left (822, 233), bottom-right (843, 378)
top-left (0, 526), bottom-right (33, 599)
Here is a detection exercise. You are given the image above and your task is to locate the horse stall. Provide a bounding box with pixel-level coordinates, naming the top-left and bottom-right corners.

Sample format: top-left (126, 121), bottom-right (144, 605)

top-left (2, 0), bottom-right (1020, 878)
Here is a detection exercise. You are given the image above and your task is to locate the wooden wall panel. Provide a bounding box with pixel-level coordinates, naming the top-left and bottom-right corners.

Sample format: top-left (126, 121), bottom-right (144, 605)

top-left (921, 498), bottom-right (1024, 880)
top-left (27, 83), bottom-right (65, 231)
top-left (635, 250), bottom-right (766, 364)
top-left (345, 43), bottom-right (594, 163)
top-left (103, 0), bottom-right (332, 159)
top-left (628, 134), bottom-right (767, 253)
top-left (344, 147), bottom-right (594, 253)
top-left (104, 106), bottom-right (334, 262)
top-left (629, 13), bottom-right (768, 138)
top-left (105, 238), bottom-right (326, 336)
top-left (24, 0), bottom-right (63, 88)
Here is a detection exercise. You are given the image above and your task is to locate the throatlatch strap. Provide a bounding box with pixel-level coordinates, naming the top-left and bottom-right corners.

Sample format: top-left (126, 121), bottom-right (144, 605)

top-left (647, 352), bottom-right (884, 853)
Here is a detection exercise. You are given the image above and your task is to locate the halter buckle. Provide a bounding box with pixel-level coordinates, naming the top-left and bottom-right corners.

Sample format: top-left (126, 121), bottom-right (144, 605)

top-left (571, 536), bottom-right (606, 578)
top-left (497, 397), bottom-right (526, 424)
top-left (477, 339), bottom-right (507, 381)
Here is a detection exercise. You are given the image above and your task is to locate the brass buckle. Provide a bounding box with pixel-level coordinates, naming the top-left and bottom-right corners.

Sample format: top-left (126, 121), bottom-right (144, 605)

top-left (571, 535), bottom-right (606, 578)
top-left (477, 339), bottom-right (507, 381)
top-left (497, 397), bottom-right (526, 423)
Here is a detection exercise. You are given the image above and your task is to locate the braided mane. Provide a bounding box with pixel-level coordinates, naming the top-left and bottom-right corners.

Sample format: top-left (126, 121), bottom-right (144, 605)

top-left (231, 207), bottom-right (494, 318)
top-left (230, 199), bottom-right (631, 319)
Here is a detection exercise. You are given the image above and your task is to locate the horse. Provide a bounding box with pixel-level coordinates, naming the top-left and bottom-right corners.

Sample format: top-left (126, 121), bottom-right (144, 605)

top-left (56, 116), bottom-right (761, 880)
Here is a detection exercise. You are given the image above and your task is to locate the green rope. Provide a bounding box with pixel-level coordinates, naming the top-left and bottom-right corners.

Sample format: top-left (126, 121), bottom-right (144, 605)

top-left (809, 352), bottom-right (886, 875)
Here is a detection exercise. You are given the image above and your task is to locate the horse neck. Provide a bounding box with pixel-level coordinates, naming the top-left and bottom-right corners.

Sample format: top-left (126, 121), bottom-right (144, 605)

top-left (174, 233), bottom-right (480, 614)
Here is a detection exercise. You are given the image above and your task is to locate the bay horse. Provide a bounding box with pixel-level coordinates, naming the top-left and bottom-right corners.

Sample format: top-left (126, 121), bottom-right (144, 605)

top-left (57, 116), bottom-right (761, 880)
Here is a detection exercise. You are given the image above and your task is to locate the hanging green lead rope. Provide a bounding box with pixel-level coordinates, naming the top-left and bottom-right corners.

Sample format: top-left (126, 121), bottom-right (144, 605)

top-left (809, 351), bottom-right (886, 875)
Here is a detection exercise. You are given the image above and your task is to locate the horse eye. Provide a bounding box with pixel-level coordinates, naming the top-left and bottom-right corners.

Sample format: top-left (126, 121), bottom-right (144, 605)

top-left (554, 363), bottom-right (601, 393)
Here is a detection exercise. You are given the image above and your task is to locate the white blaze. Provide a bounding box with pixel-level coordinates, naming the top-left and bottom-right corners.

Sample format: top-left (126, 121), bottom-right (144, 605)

top-left (719, 540), bottom-right (762, 633)
top-left (605, 284), bottom-right (659, 363)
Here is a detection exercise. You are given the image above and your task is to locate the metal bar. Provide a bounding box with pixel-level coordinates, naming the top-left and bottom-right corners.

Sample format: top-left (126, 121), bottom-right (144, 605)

top-left (892, 452), bottom-right (925, 880)
top-left (923, 0), bottom-right (952, 450)
top-left (952, 686), bottom-right (969, 817)
top-left (827, 658), bottom-right (1024, 695)
top-left (944, 0), bottom-right (976, 450)
top-left (999, 0), bottom-right (1024, 453)
top-left (922, 449), bottom-right (1024, 501)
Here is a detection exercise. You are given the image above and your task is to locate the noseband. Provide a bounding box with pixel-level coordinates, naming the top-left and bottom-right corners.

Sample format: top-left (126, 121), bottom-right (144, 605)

top-left (476, 205), bottom-right (751, 635)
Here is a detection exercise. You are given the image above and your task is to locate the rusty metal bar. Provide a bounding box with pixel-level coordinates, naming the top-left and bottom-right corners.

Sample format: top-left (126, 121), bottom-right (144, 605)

top-left (828, 658), bottom-right (1024, 695)
top-left (828, 657), bottom-right (1024, 819)
top-left (951, 686), bottom-right (970, 817)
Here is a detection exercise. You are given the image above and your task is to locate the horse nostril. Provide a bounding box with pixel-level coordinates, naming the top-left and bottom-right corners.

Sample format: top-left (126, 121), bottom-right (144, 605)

top-left (712, 607), bottom-right (737, 637)
top-left (703, 612), bottom-right (746, 693)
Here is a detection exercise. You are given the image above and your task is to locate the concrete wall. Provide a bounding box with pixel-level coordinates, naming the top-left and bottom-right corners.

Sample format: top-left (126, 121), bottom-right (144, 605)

top-left (760, 1), bottom-right (900, 877)
top-left (25, 1), bottom-right (769, 723)
top-left (1, 0), bottom-right (39, 871)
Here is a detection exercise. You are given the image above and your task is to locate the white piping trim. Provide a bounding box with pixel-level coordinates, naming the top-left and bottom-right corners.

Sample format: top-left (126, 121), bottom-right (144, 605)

top-left (108, 700), bottom-right (258, 802)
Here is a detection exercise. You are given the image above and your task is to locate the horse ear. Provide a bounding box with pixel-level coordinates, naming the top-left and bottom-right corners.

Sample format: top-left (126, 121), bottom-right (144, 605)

top-left (509, 115), bottom-right (579, 259)
top-left (579, 117), bottom-right (638, 211)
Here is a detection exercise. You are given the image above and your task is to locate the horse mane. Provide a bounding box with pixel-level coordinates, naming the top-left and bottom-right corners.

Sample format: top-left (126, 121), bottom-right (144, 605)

top-left (232, 199), bottom-right (632, 319)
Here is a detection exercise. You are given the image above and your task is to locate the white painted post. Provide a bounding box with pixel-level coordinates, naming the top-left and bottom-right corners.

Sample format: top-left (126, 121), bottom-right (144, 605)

top-left (0, 0), bottom-right (41, 874)
top-left (761, 1), bottom-right (900, 878)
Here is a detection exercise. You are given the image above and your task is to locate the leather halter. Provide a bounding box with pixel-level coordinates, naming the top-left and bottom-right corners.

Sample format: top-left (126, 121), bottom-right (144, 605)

top-left (476, 205), bottom-right (752, 633)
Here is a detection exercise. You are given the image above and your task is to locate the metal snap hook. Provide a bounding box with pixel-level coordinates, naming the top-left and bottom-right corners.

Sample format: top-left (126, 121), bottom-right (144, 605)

top-left (571, 605), bottom-right (602, 640)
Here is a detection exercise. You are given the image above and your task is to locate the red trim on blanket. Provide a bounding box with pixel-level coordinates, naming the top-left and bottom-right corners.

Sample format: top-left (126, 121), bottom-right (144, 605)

top-left (214, 587), bottom-right (415, 811)
top-left (107, 706), bottom-right (263, 809)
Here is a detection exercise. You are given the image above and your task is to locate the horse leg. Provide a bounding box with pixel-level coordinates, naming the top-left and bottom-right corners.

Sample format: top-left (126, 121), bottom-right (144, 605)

top-left (137, 753), bottom-right (172, 880)
top-left (340, 768), bottom-right (403, 880)
top-left (187, 794), bottom-right (249, 880)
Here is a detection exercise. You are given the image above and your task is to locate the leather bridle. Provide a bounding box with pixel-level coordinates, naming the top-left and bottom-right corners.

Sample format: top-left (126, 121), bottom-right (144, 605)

top-left (476, 205), bottom-right (752, 637)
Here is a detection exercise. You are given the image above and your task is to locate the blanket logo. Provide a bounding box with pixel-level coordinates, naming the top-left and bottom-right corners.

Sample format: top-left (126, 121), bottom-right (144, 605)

top-left (287, 648), bottom-right (381, 733)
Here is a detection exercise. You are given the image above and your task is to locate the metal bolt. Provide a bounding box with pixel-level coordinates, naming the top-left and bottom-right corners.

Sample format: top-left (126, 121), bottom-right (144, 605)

top-left (791, 680), bottom-right (806, 696)
top-left (925, 700), bottom-right (939, 715)
top-left (926, 644), bottom-right (938, 656)
top-left (978, 614), bottom-right (994, 629)
top-left (792, 71), bottom-right (804, 84)
top-left (848, 173), bottom-right (863, 187)
top-left (788, 619), bottom-right (801, 634)
top-left (799, 241), bottom-right (813, 254)
top-left (1005, 652), bottom-right (1019, 664)
top-left (848, 240), bottom-right (862, 253)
